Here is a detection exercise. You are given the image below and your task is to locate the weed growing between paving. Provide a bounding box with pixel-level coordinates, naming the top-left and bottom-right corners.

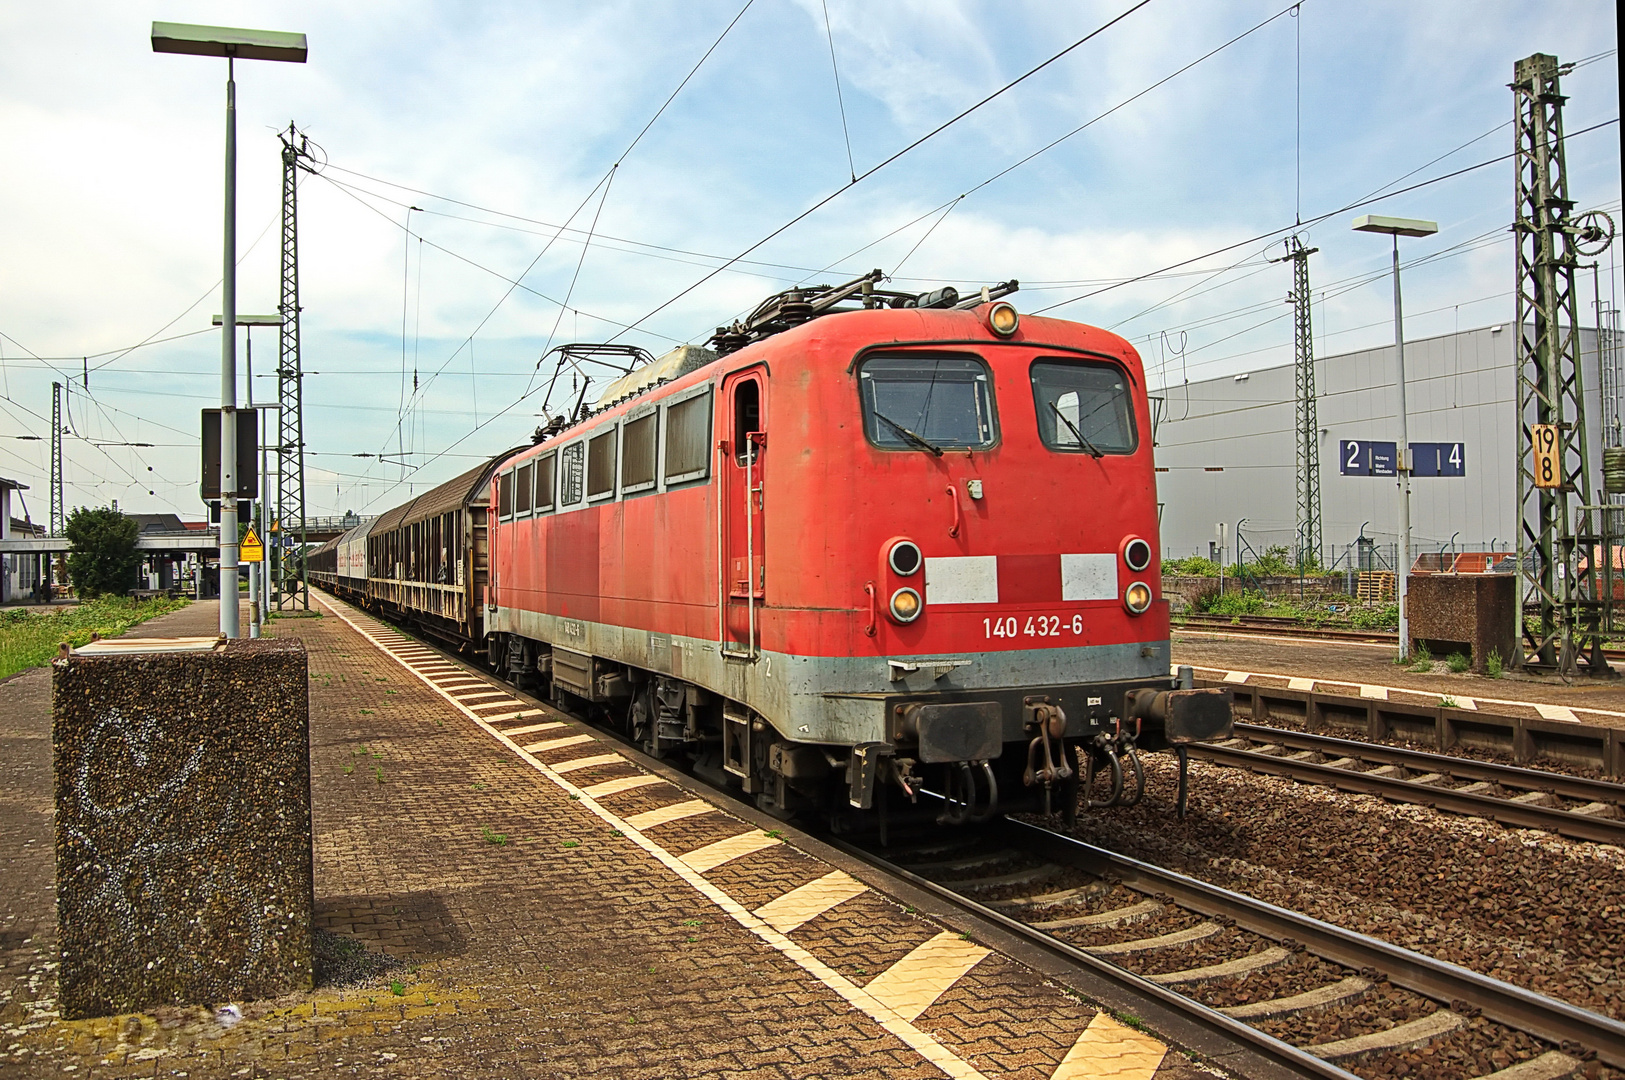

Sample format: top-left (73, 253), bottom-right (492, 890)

top-left (1447, 652), bottom-right (1471, 673)
top-left (0, 596), bottom-right (189, 678)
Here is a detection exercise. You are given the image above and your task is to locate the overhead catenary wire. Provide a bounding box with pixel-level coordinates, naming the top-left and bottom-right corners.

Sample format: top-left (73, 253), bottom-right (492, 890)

top-left (820, 0), bottom-right (857, 184)
top-left (599, 0), bottom-right (1158, 348)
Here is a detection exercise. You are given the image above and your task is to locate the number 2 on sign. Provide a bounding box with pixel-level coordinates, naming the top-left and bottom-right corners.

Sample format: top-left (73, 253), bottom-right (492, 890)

top-left (1532, 424), bottom-right (1561, 489)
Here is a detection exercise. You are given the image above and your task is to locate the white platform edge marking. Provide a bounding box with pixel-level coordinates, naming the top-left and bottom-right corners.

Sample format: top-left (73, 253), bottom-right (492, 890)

top-left (313, 593), bottom-right (996, 1080)
top-left (1192, 665), bottom-right (1599, 722)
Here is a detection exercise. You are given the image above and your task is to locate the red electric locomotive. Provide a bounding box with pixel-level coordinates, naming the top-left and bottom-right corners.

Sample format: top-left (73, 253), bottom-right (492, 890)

top-left (469, 272), bottom-right (1231, 824)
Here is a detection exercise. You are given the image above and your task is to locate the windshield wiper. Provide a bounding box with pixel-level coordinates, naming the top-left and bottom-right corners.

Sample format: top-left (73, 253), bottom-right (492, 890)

top-left (873, 411), bottom-right (944, 457)
top-left (1050, 401), bottom-right (1103, 458)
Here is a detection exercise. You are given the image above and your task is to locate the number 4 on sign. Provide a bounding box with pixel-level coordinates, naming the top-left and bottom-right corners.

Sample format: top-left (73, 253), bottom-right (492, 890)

top-left (1531, 424), bottom-right (1563, 489)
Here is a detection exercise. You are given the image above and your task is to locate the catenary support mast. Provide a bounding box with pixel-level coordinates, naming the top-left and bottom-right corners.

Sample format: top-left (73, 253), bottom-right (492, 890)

top-left (1289, 237), bottom-right (1322, 567)
top-left (1511, 53), bottom-right (1608, 674)
top-left (276, 124), bottom-right (312, 610)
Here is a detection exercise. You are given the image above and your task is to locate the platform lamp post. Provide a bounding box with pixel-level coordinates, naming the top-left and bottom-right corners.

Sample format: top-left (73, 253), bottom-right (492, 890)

top-left (153, 21), bottom-right (307, 638)
top-left (1353, 214), bottom-right (1439, 661)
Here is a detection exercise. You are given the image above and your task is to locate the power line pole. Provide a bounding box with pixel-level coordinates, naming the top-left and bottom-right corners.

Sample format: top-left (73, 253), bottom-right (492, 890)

top-left (1512, 52), bottom-right (1610, 675)
top-left (1276, 236), bottom-right (1322, 569)
top-left (277, 123), bottom-right (312, 610)
top-left (50, 382), bottom-right (64, 537)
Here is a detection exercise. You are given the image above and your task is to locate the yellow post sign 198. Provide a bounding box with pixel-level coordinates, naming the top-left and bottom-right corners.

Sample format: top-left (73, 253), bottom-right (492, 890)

top-left (1531, 424), bottom-right (1562, 489)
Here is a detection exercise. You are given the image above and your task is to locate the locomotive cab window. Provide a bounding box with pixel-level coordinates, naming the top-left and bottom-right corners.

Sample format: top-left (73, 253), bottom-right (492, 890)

top-left (587, 429), bottom-right (617, 500)
top-left (515, 462), bottom-right (533, 516)
top-left (621, 413), bottom-right (657, 493)
top-left (859, 353), bottom-right (996, 452)
top-left (1031, 359), bottom-right (1138, 455)
top-left (664, 388), bottom-right (712, 485)
top-left (534, 452), bottom-right (556, 512)
top-left (497, 470), bottom-right (513, 519)
top-left (559, 442), bottom-right (585, 506)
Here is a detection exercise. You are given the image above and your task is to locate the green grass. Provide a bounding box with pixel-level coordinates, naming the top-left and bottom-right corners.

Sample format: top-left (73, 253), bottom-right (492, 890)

top-left (0, 596), bottom-right (190, 679)
top-left (1446, 652), bottom-right (1471, 673)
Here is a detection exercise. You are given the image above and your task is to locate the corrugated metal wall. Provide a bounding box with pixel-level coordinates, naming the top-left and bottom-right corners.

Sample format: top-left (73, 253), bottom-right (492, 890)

top-left (1153, 324), bottom-right (1604, 564)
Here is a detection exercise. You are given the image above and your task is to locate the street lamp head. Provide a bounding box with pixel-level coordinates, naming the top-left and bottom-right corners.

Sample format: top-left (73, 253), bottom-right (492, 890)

top-left (212, 314), bottom-right (285, 326)
top-left (151, 22), bottom-right (307, 63)
top-left (1352, 214), bottom-right (1438, 238)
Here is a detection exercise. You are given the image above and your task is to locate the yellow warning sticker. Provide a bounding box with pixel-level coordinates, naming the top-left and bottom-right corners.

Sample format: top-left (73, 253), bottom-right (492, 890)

top-left (241, 526), bottom-right (265, 563)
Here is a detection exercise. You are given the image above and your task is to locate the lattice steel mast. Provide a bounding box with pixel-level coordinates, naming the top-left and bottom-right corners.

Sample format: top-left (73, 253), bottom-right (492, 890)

top-left (276, 124), bottom-right (312, 610)
top-left (1289, 238), bottom-right (1321, 566)
top-left (50, 382), bottom-right (63, 536)
top-left (1268, 237), bottom-right (1322, 567)
top-left (1511, 53), bottom-right (1608, 674)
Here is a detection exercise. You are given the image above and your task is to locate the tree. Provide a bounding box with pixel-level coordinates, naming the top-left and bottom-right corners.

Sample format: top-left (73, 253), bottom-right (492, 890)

top-left (64, 507), bottom-right (140, 598)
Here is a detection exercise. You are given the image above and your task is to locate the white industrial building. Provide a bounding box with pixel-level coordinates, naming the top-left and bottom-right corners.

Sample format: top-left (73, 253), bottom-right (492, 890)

top-left (1151, 324), bottom-right (1612, 570)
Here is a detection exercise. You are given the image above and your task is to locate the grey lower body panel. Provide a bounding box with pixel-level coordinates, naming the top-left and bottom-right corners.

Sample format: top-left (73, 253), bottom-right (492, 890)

top-left (490, 606), bottom-right (1174, 749)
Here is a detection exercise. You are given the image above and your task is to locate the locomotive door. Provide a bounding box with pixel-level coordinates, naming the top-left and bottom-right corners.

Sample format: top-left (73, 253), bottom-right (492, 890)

top-left (721, 368), bottom-right (767, 657)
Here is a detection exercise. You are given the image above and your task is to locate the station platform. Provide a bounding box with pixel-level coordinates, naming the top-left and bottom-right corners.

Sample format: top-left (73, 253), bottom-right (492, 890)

top-left (1174, 628), bottom-right (1625, 726)
top-left (0, 598), bottom-right (1213, 1080)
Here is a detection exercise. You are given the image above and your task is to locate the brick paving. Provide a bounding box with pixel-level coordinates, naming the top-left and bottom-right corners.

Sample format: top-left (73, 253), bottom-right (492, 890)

top-left (0, 599), bottom-right (1214, 1079)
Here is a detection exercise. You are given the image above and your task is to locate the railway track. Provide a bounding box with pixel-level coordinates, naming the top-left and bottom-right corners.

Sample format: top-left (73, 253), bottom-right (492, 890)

top-left (328, 596), bottom-right (1625, 1078)
top-left (1173, 613), bottom-right (1399, 645)
top-left (1191, 722), bottom-right (1625, 845)
top-left (1172, 612), bottom-right (1625, 663)
top-left (836, 817), bottom-right (1625, 1080)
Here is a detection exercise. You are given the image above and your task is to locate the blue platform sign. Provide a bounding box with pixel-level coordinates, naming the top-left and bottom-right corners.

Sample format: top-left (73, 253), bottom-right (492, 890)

top-left (1339, 440), bottom-right (1398, 476)
top-left (1411, 441), bottom-right (1466, 477)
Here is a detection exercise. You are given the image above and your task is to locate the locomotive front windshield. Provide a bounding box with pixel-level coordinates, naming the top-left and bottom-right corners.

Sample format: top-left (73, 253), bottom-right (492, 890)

top-left (1031, 359), bottom-right (1137, 455)
top-left (859, 354), bottom-right (996, 451)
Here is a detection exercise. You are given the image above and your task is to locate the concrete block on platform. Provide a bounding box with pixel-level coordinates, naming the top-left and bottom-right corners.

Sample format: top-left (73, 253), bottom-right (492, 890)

top-left (52, 637), bottom-right (313, 1019)
top-left (1406, 573), bottom-right (1516, 674)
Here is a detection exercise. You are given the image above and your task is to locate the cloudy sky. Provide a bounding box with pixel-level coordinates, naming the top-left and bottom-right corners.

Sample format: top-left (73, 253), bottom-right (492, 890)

top-left (0, 1), bottom-right (1618, 521)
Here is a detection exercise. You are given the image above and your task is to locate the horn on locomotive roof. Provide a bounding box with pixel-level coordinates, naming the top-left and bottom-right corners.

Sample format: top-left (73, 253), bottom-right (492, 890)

top-left (706, 270), bottom-right (1022, 356)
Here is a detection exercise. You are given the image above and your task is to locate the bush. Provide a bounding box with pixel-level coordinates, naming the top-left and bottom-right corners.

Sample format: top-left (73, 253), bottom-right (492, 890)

top-left (1348, 603), bottom-right (1400, 630)
top-left (1196, 588), bottom-right (1268, 616)
top-left (63, 506), bottom-right (139, 598)
top-left (1165, 556), bottom-right (1220, 577)
top-left (1248, 545), bottom-right (1295, 577)
top-left (1486, 651), bottom-right (1504, 678)
top-left (1446, 652), bottom-right (1471, 673)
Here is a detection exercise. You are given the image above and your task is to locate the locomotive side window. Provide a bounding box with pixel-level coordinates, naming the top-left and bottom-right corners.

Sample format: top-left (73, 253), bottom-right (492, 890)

top-left (732, 379), bottom-right (761, 465)
top-left (587, 430), bottom-right (617, 500)
top-left (664, 389), bottom-right (712, 484)
top-left (515, 462), bottom-right (533, 516)
top-left (621, 413), bottom-right (658, 493)
top-left (534, 452), bottom-right (556, 512)
top-left (560, 442), bottom-right (585, 506)
top-left (858, 354), bottom-right (996, 451)
top-left (498, 470), bottom-right (513, 519)
top-left (1030, 359), bottom-right (1138, 455)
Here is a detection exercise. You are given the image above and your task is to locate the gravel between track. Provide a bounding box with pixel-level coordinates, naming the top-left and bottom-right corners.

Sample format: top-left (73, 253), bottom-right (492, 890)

top-left (1051, 754), bottom-right (1625, 1022)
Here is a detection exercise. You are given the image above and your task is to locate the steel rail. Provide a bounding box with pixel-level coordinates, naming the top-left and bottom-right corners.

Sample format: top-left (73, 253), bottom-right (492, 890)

top-left (1008, 819), bottom-right (1625, 1069)
top-left (820, 831), bottom-right (1364, 1080)
top-left (1190, 740), bottom-right (1625, 845)
top-left (1232, 720), bottom-right (1625, 804)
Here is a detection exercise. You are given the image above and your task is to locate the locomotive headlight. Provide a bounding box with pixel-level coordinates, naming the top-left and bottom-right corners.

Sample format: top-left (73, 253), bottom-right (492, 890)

top-left (888, 539), bottom-right (922, 576)
top-left (1124, 537), bottom-right (1152, 572)
top-left (889, 587), bottom-right (923, 623)
top-left (1124, 581), bottom-right (1153, 614)
top-left (986, 301), bottom-right (1020, 337)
